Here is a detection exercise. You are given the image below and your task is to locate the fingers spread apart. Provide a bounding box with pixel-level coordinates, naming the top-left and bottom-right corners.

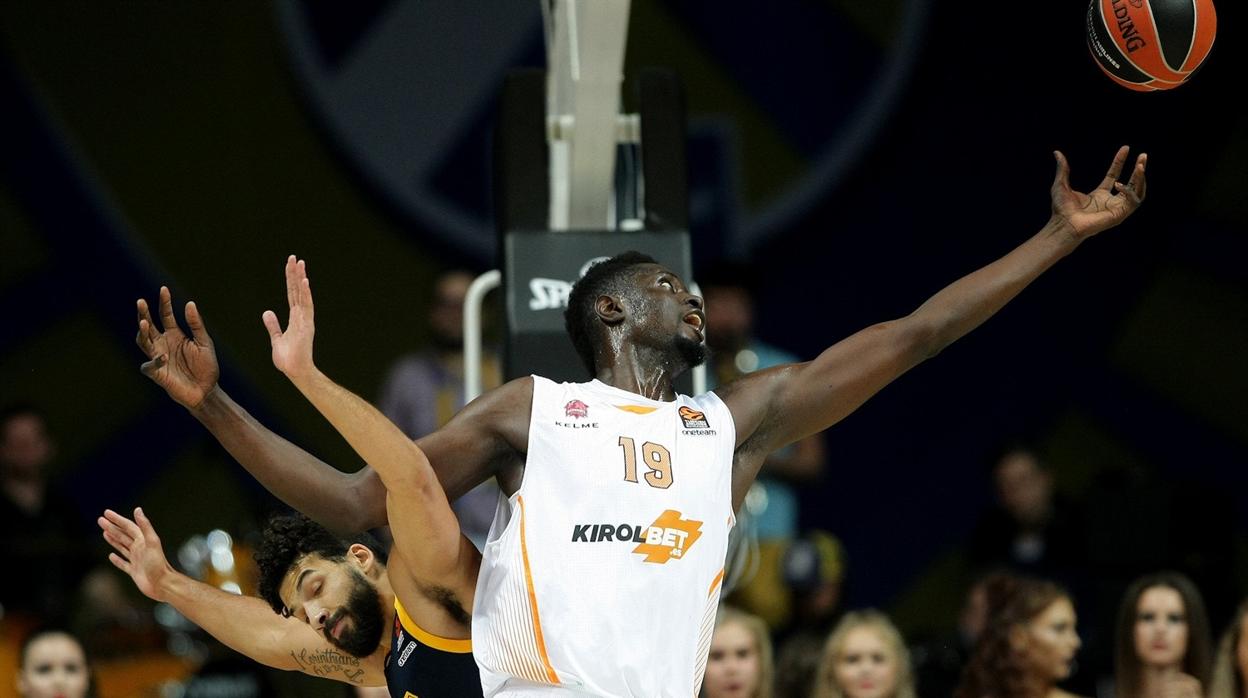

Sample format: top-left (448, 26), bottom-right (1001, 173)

top-left (1097, 145), bottom-right (1131, 191)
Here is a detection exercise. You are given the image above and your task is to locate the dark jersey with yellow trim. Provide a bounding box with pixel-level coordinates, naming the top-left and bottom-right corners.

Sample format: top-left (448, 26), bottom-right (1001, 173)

top-left (385, 599), bottom-right (482, 698)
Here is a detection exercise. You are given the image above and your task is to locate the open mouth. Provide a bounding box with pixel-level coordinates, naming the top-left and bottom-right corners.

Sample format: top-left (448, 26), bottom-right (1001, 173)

top-left (683, 311), bottom-right (705, 332)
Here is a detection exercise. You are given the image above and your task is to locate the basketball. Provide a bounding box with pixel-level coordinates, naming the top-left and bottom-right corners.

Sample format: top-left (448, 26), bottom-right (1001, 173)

top-left (1086, 0), bottom-right (1217, 91)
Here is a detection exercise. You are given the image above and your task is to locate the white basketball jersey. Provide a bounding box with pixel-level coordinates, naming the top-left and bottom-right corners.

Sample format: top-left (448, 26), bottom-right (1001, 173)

top-left (472, 377), bottom-right (736, 697)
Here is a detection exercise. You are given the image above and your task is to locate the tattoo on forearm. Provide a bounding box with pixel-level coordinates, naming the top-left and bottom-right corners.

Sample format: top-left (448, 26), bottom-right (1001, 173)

top-left (290, 647), bottom-right (366, 683)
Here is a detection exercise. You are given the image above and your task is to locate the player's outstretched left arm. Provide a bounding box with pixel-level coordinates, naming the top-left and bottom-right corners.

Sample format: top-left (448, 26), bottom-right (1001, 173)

top-left (723, 147), bottom-right (1146, 504)
top-left (134, 286), bottom-right (388, 534)
top-left (99, 508), bottom-right (385, 686)
top-left (263, 257), bottom-right (478, 604)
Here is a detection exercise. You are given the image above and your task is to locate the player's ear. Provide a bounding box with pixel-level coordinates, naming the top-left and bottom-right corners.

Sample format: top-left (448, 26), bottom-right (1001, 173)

top-left (595, 294), bottom-right (626, 326)
top-left (347, 543), bottom-right (377, 574)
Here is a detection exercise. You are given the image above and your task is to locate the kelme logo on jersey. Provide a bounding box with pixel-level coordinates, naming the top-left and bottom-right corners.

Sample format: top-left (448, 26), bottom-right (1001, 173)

top-left (570, 509), bottom-right (703, 564)
top-left (556, 399), bottom-right (598, 429)
top-left (678, 406), bottom-right (709, 429)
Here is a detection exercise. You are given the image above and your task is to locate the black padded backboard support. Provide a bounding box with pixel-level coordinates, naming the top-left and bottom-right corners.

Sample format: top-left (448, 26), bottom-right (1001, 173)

top-left (495, 67), bottom-right (691, 389)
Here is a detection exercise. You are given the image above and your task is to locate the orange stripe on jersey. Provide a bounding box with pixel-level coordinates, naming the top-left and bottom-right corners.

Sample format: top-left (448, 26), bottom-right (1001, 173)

top-left (708, 568), bottom-right (725, 597)
top-left (614, 404), bottom-right (660, 414)
top-left (518, 495), bottom-right (561, 685)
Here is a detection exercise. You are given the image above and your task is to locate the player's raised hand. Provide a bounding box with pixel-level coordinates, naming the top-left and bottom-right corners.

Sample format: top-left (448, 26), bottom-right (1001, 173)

top-left (99, 507), bottom-right (174, 603)
top-left (136, 287), bottom-right (220, 410)
top-left (1050, 145), bottom-right (1147, 240)
top-left (262, 255), bottom-right (317, 380)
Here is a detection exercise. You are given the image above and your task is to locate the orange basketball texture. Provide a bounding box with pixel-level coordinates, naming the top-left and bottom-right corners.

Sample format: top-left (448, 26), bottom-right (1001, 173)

top-left (1087, 0), bottom-right (1217, 91)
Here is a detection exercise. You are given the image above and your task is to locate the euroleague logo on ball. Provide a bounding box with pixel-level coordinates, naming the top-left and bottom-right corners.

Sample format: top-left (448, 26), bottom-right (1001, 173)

top-left (1086, 0), bottom-right (1217, 91)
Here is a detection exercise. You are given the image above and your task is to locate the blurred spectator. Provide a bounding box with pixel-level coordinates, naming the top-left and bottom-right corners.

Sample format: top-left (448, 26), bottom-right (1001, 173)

top-left (702, 266), bottom-right (825, 629)
top-left (783, 531), bottom-right (847, 633)
top-left (16, 627), bottom-right (95, 698)
top-left (378, 270), bottom-right (502, 547)
top-left (0, 405), bottom-right (92, 622)
top-left (912, 572), bottom-right (993, 697)
top-left (703, 606), bottom-right (774, 698)
top-left (1210, 597), bottom-right (1248, 698)
top-left (812, 609), bottom-right (916, 698)
top-left (955, 573), bottom-right (1085, 698)
top-left (1081, 460), bottom-right (1237, 688)
top-left (1113, 572), bottom-right (1212, 698)
top-left (774, 531), bottom-right (847, 698)
top-left (967, 445), bottom-right (1084, 581)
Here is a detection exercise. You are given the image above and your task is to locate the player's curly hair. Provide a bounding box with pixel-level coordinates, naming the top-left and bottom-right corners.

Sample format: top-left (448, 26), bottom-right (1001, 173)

top-left (955, 573), bottom-right (1070, 698)
top-left (254, 512), bottom-right (386, 615)
top-left (564, 251), bottom-right (657, 376)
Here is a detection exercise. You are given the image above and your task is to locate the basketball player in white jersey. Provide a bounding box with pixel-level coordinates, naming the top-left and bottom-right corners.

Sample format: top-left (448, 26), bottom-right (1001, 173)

top-left (134, 148), bottom-right (1145, 696)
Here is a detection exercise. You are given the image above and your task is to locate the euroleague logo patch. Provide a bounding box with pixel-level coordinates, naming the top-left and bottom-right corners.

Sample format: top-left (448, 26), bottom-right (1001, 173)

top-left (570, 509), bottom-right (704, 564)
top-left (679, 406), bottom-right (717, 435)
top-left (679, 406), bottom-right (708, 428)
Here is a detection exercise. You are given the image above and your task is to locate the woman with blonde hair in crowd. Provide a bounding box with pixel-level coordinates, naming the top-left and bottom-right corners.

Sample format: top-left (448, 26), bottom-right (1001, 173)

top-left (1209, 598), bottom-right (1248, 698)
top-left (955, 573), bottom-right (1084, 698)
top-left (703, 605), bottom-right (775, 698)
top-left (1114, 571), bottom-right (1213, 698)
top-left (813, 609), bottom-right (916, 698)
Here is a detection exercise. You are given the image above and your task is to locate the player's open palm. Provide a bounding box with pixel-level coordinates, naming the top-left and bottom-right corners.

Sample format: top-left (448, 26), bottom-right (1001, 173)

top-left (99, 508), bottom-right (173, 603)
top-left (1050, 145), bottom-right (1147, 240)
top-left (136, 287), bottom-right (219, 410)
top-left (263, 255), bottom-right (317, 380)
top-left (1048, 144), bottom-right (1143, 239)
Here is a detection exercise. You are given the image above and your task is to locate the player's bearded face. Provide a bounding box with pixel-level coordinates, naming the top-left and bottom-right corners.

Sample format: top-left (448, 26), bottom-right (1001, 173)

top-left (325, 568), bottom-right (386, 657)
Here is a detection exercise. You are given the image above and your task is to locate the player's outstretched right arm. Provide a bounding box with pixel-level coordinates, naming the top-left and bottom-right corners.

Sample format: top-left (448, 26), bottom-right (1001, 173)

top-left (99, 508), bottom-right (385, 686)
top-left (135, 287), bottom-right (387, 533)
top-left (263, 257), bottom-right (480, 602)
